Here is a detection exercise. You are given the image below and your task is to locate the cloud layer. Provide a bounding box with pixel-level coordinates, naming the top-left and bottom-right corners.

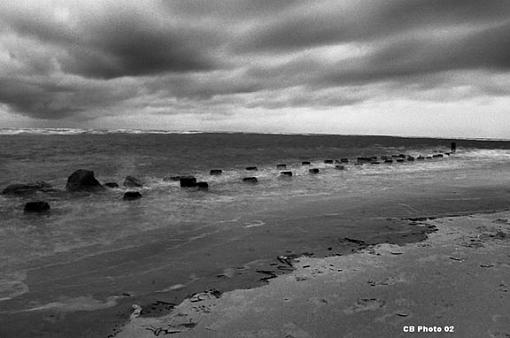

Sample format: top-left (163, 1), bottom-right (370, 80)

top-left (0, 0), bottom-right (509, 136)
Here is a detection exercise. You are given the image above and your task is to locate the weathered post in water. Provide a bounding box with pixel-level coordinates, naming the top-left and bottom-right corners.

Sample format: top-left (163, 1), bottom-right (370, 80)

top-left (451, 142), bottom-right (456, 153)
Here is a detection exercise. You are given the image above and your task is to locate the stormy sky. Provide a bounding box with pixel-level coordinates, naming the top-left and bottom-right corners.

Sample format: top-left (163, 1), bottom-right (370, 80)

top-left (1, 0), bottom-right (509, 137)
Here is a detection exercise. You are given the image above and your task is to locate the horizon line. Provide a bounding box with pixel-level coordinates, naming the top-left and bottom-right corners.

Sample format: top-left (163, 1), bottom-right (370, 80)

top-left (0, 127), bottom-right (509, 142)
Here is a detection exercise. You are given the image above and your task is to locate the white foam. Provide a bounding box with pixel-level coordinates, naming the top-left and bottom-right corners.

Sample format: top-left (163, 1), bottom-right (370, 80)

top-left (0, 128), bottom-right (205, 136)
top-left (0, 280), bottom-right (29, 302)
top-left (24, 295), bottom-right (121, 312)
top-left (244, 220), bottom-right (266, 228)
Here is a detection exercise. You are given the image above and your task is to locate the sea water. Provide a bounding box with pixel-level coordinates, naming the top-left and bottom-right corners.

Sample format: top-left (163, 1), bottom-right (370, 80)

top-left (1, 129), bottom-right (510, 304)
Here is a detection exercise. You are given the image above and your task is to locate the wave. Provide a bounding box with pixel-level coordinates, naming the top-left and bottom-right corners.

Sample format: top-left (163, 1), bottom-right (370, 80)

top-left (2, 128), bottom-right (509, 141)
top-left (0, 128), bottom-right (204, 136)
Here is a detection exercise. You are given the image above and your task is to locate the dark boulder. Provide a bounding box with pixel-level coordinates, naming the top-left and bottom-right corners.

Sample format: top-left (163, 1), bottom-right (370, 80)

top-left (123, 191), bottom-right (142, 201)
top-left (335, 165), bottom-right (345, 170)
top-left (451, 142), bottom-right (457, 153)
top-left (2, 181), bottom-right (53, 195)
top-left (396, 159), bottom-right (405, 163)
top-left (432, 154), bottom-right (443, 158)
top-left (309, 168), bottom-right (320, 174)
top-left (180, 176), bottom-right (197, 188)
top-left (24, 201), bottom-right (50, 213)
top-left (280, 171), bottom-right (292, 177)
top-left (66, 170), bottom-right (104, 192)
top-left (123, 176), bottom-right (142, 188)
top-left (104, 182), bottom-right (119, 188)
top-left (243, 177), bottom-right (258, 183)
top-left (340, 158), bottom-right (349, 163)
top-left (384, 159), bottom-right (393, 164)
top-left (370, 161), bottom-right (380, 165)
top-left (210, 169), bottom-right (222, 175)
top-left (407, 156), bottom-right (415, 161)
top-left (417, 156), bottom-right (425, 160)
top-left (197, 182), bottom-right (209, 190)
top-left (301, 161), bottom-right (311, 165)
top-left (426, 156), bottom-right (433, 159)
top-left (276, 164), bottom-right (287, 169)
top-left (245, 166), bottom-right (258, 171)
top-left (324, 160), bottom-right (334, 164)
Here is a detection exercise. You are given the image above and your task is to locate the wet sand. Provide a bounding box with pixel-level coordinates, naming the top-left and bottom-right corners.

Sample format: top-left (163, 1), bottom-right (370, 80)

top-left (117, 211), bottom-right (510, 338)
top-left (1, 182), bottom-right (509, 337)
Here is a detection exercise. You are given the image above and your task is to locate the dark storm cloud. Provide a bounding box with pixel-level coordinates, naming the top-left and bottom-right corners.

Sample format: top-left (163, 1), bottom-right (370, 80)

top-left (0, 78), bottom-right (83, 119)
top-left (0, 0), bottom-right (510, 122)
top-left (1, 2), bottom-right (222, 79)
top-left (236, 0), bottom-right (510, 53)
top-left (0, 76), bottom-right (139, 119)
top-left (321, 20), bottom-right (510, 85)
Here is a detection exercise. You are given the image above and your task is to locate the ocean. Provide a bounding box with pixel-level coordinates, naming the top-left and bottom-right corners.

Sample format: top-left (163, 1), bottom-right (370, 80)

top-left (1, 129), bottom-right (510, 337)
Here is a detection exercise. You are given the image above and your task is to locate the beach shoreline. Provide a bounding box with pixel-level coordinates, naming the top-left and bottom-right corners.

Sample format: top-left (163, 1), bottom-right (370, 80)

top-left (1, 188), bottom-right (509, 338)
top-left (116, 210), bottom-right (510, 338)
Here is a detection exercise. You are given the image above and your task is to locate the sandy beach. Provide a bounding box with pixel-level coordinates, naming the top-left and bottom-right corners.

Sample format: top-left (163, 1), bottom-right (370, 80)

top-left (117, 211), bottom-right (510, 338)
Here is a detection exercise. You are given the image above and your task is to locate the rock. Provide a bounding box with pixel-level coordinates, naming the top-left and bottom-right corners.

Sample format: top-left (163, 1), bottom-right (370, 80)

top-left (340, 158), bottom-right (349, 163)
top-left (242, 177), bottom-right (258, 183)
top-left (370, 161), bottom-right (380, 165)
top-left (384, 159), bottom-right (393, 164)
top-left (324, 160), bottom-right (334, 164)
top-left (179, 176), bottom-right (197, 188)
top-left (123, 176), bottom-right (142, 187)
top-left (451, 142), bottom-right (457, 153)
top-left (301, 161), bottom-right (311, 165)
top-left (417, 155), bottom-right (425, 160)
top-left (335, 165), bottom-right (345, 170)
top-left (309, 168), bottom-right (320, 174)
top-left (2, 181), bottom-right (53, 195)
top-left (396, 159), bottom-right (405, 163)
top-left (245, 166), bottom-right (258, 171)
top-left (24, 201), bottom-right (50, 213)
top-left (280, 171), bottom-right (292, 177)
top-left (209, 169), bottom-right (222, 175)
top-left (433, 154), bottom-right (443, 158)
top-left (407, 156), bottom-right (415, 161)
top-left (123, 191), bottom-right (142, 200)
top-left (66, 170), bottom-right (104, 192)
top-left (104, 182), bottom-right (119, 188)
top-left (197, 182), bottom-right (209, 190)
top-left (276, 164), bottom-right (287, 169)
top-left (426, 156), bottom-right (433, 159)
